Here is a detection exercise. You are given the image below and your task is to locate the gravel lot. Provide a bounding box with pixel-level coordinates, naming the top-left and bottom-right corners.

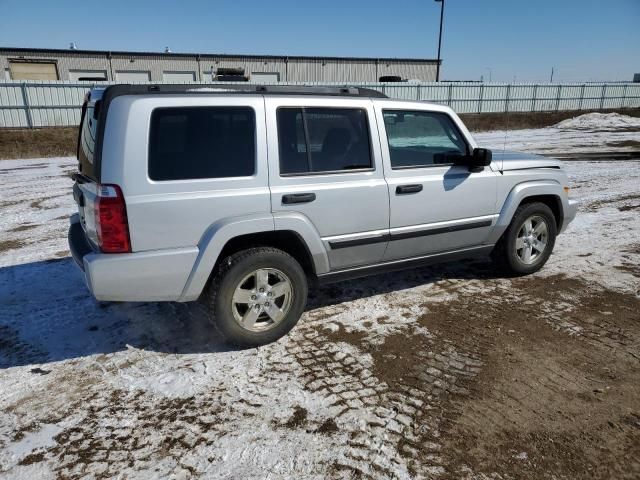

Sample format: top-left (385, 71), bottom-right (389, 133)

top-left (1, 119), bottom-right (639, 479)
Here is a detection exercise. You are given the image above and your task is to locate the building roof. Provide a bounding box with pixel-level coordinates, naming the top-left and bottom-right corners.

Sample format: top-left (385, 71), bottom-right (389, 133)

top-left (0, 46), bottom-right (440, 64)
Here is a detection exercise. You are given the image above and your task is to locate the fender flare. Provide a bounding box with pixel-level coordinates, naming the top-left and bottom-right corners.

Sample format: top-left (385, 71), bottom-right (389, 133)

top-left (486, 180), bottom-right (564, 245)
top-left (179, 212), bottom-right (329, 301)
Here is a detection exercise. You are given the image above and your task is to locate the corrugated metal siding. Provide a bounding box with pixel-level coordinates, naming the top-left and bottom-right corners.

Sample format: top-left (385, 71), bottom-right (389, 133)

top-left (1, 81), bottom-right (639, 128)
top-left (0, 50), bottom-right (439, 83)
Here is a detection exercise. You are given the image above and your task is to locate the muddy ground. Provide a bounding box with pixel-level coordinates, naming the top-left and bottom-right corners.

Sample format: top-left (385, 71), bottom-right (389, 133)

top-left (0, 153), bottom-right (639, 478)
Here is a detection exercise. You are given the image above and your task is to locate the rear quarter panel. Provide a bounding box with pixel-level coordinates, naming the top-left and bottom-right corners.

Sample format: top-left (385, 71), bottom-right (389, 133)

top-left (100, 95), bottom-right (270, 252)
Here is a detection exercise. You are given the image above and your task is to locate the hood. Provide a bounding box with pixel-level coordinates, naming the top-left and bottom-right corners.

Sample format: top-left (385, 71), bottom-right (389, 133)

top-left (492, 150), bottom-right (563, 172)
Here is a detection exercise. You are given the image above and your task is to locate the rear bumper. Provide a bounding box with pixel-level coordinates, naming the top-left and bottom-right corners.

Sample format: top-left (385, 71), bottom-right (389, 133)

top-left (69, 215), bottom-right (92, 271)
top-left (68, 215), bottom-right (199, 302)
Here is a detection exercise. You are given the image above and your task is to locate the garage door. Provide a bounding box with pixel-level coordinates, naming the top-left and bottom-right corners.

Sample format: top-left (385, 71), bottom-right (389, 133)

top-left (162, 71), bottom-right (196, 82)
top-left (9, 61), bottom-right (58, 80)
top-left (250, 72), bottom-right (280, 83)
top-left (69, 70), bottom-right (108, 81)
top-left (115, 71), bottom-right (151, 82)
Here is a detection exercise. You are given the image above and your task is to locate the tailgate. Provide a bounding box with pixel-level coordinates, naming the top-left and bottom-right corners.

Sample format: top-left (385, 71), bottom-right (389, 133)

top-left (74, 87), bottom-right (105, 248)
top-left (72, 175), bottom-right (99, 249)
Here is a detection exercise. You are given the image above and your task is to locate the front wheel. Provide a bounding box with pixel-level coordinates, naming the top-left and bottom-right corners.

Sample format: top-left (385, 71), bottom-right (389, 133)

top-left (204, 247), bottom-right (308, 347)
top-left (492, 202), bottom-right (557, 275)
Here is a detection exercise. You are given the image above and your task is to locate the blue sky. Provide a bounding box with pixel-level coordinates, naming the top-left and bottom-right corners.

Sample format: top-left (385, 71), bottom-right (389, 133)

top-left (0, 0), bottom-right (638, 82)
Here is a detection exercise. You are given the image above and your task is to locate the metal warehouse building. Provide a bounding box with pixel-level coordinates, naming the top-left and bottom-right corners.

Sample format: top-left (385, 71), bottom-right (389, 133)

top-left (0, 47), bottom-right (439, 83)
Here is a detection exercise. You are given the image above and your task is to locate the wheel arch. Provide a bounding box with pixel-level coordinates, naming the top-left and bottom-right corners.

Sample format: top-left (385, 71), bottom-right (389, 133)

top-left (487, 180), bottom-right (565, 245)
top-left (517, 194), bottom-right (563, 230)
top-left (216, 230), bottom-right (316, 276)
top-left (179, 213), bottom-right (329, 302)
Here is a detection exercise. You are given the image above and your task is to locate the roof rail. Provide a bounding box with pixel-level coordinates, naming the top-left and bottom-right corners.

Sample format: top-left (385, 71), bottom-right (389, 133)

top-left (100, 83), bottom-right (387, 99)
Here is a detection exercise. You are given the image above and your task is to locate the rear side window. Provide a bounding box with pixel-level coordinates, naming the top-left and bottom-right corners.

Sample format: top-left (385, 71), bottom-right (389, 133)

top-left (149, 107), bottom-right (255, 181)
top-left (277, 107), bottom-right (372, 175)
top-left (78, 102), bottom-right (98, 179)
top-left (383, 110), bottom-right (468, 169)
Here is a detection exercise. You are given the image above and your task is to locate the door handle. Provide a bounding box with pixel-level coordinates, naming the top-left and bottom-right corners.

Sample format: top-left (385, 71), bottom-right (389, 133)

top-left (282, 193), bottom-right (316, 204)
top-left (395, 184), bottom-right (423, 195)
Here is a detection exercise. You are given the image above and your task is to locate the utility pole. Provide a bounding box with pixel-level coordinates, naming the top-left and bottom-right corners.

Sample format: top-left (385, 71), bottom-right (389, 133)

top-left (434, 0), bottom-right (445, 82)
top-left (550, 66), bottom-right (555, 83)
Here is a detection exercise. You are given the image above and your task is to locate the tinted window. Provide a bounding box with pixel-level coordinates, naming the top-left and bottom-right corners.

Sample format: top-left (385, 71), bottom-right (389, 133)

top-left (383, 110), bottom-right (468, 169)
top-left (277, 107), bottom-right (372, 175)
top-left (78, 103), bottom-right (98, 180)
top-left (149, 107), bottom-right (255, 181)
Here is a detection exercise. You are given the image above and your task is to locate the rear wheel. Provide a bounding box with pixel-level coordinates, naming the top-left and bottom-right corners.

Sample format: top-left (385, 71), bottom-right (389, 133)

top-left (204, 247), bottom-right (308, 347)
top-left (492, 202), bottom-right (557, 275)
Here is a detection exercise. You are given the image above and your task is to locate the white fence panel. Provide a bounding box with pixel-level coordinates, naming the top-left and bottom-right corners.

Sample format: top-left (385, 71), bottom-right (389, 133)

top-left (0, 81), bottom-right (639, 128)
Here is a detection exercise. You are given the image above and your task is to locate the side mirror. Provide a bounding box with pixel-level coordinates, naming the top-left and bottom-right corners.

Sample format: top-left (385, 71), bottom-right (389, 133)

top-left (470, 148), bottom-right (492, 169)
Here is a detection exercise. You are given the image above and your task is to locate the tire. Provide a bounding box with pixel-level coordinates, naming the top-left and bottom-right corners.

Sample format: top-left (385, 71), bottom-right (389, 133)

top-left (492, 202), bottom-right (557, 275)
top-left (204, 247), bottom-right (308, 347)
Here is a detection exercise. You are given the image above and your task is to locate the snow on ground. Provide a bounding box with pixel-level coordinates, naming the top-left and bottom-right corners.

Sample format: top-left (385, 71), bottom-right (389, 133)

top-left (0, 123), bottom-right (639, 479)
top-left (554, 112), bottom-right (640, 131)
top-left (474, 112), bottom-right (640, 156)
top-left (0, 158), bottom-right (75, 268)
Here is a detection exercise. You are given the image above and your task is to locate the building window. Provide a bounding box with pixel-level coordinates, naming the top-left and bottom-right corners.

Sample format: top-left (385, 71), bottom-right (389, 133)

top-left (250, 72), bottom-right (280, 83)
top-left (68, 69), bottom-right (108, 81)
top-left (148, 107), bottom-right (256, 181)
top-left (9, 60), bottom-right (58, 80)
top-left (162, 71), bottom-right (196, 82)
top-left (115, 70), bottom-right (151, 82)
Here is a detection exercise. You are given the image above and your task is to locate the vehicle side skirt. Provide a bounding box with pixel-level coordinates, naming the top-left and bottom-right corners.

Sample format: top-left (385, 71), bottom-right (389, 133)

top-left (315, 244), bottom-right (493, 285)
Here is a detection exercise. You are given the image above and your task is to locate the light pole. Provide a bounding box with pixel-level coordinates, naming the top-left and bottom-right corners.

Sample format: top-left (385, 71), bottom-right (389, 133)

top-left (434, 0), bottom-right (445, 82)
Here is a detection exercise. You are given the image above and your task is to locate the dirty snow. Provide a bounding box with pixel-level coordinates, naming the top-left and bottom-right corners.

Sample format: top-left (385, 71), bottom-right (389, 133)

top-left (474, 112), bottom-right (640, 156)
top-left (554, 112), bottom-right (640, 131)
top-left (1, 124), bottom-right (639, 478)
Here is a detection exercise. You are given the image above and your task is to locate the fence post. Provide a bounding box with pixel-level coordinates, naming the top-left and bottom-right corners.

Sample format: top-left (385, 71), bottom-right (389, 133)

top-left (20, 82), bottom-right (33, 128)
top-left (579, 84), bottom-right (586, 110)
top-left (621, 84), bottom-right (628, 109)
top-left (505, 84), bottom-right (511, 113)
top-left (555, 85), bottom-right (562, 111)
top-left (478, 84), bottom-right (484, 113)
top-left (447, 83), bottom-right (453, 107)
top-left (416, 84), bottom-right (420, 101)
top-left (599, 84), bottom-right (606, 110)
top-left (532, 84), bottom-right (538, 111)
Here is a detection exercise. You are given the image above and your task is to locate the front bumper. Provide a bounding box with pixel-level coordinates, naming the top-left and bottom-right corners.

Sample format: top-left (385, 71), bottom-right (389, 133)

top-left (68, 215), bottom-right (199, 302)
top-left (560, 199), bottom-right (578, 233)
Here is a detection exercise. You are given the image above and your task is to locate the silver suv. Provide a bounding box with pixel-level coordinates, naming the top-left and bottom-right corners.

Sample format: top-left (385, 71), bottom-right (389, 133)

top-left (69, 85), bottom-right (577, 346)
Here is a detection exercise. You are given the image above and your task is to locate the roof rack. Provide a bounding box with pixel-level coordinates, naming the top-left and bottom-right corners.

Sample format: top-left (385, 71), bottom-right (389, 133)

top-left (100, 83), bottom-right (387, 100)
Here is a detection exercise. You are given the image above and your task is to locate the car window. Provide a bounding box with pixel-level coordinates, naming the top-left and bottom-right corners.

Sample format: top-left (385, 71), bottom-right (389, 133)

top-left (382, 110), bottom-right (468, 169)
top-left (277, 107), bottom-right (372, 175)
top-left (149, 106), bottom-right (255, 181)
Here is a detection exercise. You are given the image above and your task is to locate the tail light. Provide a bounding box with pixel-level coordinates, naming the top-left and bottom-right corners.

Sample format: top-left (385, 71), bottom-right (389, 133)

top-left (95, 184), bottom-right (131, 253)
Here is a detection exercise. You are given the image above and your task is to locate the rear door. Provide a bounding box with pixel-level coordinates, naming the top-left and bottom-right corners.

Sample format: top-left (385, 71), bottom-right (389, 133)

top-left (374, 101), bottom-right (499, 261)
top-left (265, 96), bottom-right (389, 271)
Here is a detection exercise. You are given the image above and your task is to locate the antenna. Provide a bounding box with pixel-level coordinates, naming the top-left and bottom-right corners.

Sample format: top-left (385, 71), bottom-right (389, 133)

top-left (501, 83), bottom-right (512, 172)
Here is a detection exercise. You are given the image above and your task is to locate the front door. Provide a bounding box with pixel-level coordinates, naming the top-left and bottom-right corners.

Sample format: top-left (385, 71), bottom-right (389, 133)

top-left (266, 97), bottom-right (389, 271)
top-left (374, 102), bottom-right (498, 261)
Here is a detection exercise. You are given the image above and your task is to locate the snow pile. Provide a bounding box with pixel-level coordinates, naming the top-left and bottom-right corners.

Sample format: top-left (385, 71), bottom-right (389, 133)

top-left (554, 112), bottom-right (640, 131)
